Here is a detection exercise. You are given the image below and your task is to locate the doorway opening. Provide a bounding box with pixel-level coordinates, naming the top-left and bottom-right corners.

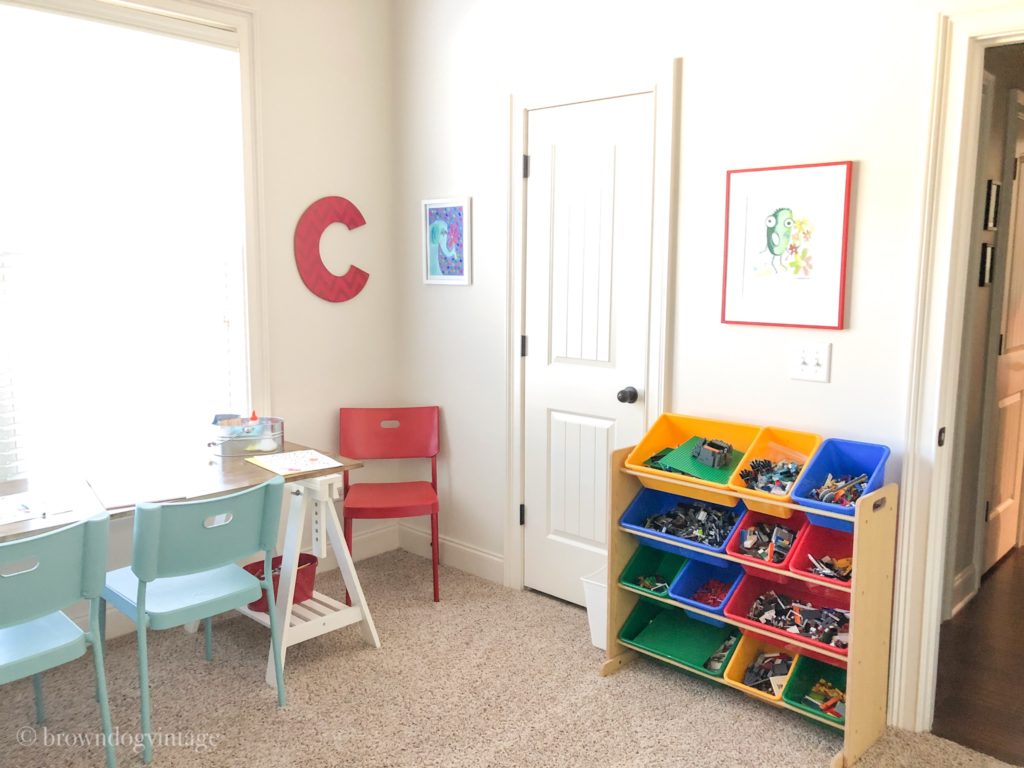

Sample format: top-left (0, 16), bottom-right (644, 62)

top-left (933, 41), bottom-right (1024, 766)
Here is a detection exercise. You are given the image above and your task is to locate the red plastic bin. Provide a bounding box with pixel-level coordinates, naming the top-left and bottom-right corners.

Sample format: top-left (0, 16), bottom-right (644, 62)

top-left (723, 573), bottom-right (850, 656)
top-left (726, 509), bottom-right (806, 572)
top-left (242, 553), bottom-right (319, 612)
top-left (789, 523), bottom-right (854, 587)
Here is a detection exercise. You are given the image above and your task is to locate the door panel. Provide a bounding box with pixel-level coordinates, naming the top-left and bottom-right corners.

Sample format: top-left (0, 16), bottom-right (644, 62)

top-left (986, 392), bottom-right (1022, 569)
top-left (986, 88), bottom-right (1024, 570)
top-left (548, 411), bottom-right (611, 546)
top-left (550, 145), bottom-right (614, 363)
top-left (523, 94), bottom-right (654, 604)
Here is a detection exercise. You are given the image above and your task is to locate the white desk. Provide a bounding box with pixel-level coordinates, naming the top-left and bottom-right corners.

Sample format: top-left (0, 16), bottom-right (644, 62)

top-left (0, 442), bottom-right (380, 688)
top-left (235, 469), bottom-right (381, 686)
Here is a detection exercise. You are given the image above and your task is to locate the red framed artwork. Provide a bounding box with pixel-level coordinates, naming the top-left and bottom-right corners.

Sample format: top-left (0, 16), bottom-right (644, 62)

top-left (721, 161), bottom-right (852, 329)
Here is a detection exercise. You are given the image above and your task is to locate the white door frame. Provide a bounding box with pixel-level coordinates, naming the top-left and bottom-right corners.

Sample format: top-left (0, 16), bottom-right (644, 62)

top-left (894, 8), bottom-right (1024, 732)
top-left (504, 60), bottom-right (681, 589)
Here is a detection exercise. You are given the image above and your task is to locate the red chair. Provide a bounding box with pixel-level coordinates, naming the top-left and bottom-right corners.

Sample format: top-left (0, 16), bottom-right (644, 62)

top-left (339, 406), bottom-right (440, 602)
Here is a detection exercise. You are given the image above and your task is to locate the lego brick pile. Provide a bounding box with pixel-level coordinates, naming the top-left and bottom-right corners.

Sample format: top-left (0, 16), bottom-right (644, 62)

top-left (805, 553), bottom-right (852, 582)
top-left (690, 578), bottom-right (732, 607)
top-left (747, 590), bottom-right (850, 649)
top-left (702, 634), bottom-right (738, 673)
top-left (804, 678), bottom-right (846, 720)
top-left (742, 651), bottom-right (794, 696)
top-left (633, 574), bottom-right (670, 595)
top-left (738, 521), bottom-right (797, 563)
top-left (642, 501), bottom-right (739, 548)
top-left (810, 473), bottom-right (868, 507)
top-left (739, 458), bottom-right (802, 495)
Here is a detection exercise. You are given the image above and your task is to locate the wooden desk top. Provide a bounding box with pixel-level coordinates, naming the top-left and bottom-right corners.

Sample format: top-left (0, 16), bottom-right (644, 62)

top-left (0, 442), bottom-right (361, 542)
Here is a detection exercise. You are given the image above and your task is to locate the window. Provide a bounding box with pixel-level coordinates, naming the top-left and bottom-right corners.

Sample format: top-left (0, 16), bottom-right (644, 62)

top-left (0, 2), bottom-right (255, 479)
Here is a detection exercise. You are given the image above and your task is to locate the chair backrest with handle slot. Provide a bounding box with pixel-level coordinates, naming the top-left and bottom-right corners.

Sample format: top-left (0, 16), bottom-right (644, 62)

top-left (130, 476), bottom-right (284, 583)
top-left (0, 512), bottom-right (109, 629)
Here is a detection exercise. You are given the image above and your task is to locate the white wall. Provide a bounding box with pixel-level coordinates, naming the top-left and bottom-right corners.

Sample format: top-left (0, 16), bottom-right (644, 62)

top-left (389, 0), bottom-right (998, 580)
top-left (249, 0), bottom-right (401, 551)
top-left (253, 0), bottom-right (399, 449)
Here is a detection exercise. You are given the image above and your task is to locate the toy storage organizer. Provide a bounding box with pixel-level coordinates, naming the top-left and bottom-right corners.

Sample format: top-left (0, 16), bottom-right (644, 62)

top-left (603, 441), bottom-right (898, 768)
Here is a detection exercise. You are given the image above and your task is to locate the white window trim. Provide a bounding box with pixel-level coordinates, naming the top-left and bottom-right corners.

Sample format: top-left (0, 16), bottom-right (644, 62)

top-left (1, 0), bottom-right (272, 414)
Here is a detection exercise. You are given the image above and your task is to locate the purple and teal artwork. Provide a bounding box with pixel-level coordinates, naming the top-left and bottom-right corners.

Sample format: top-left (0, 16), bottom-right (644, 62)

top-left (427, 205), bottom-right (465, 278)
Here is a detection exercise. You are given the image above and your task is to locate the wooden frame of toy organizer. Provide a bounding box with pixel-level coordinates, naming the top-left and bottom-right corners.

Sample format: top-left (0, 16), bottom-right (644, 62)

top-left (602, 447), bottom-right (899, 768)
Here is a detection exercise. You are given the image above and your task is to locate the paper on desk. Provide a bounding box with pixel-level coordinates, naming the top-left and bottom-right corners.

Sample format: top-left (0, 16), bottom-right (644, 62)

top-left (0, 491), bottom-right (75, 526)
top-left (244, 450), bottom-right (342, 476)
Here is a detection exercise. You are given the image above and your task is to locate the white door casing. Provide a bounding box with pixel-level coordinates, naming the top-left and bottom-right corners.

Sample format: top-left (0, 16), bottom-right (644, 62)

top-left (896, 7), bottom-right (1024, 733)
top-left (522, 94), bottom-right (656, 605)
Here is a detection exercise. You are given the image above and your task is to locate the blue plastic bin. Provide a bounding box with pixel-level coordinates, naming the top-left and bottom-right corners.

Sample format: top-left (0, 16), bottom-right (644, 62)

top-left (791, 438), bottom-right (890, 533)
top-left (668, 559), bottom-right (744, 627)
top-left (619, 488), bottom-right (745, 565)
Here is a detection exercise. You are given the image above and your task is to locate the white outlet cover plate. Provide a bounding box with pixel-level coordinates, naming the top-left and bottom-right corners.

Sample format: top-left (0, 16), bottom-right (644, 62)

top-left (791, 342), bottom-right (832, 383)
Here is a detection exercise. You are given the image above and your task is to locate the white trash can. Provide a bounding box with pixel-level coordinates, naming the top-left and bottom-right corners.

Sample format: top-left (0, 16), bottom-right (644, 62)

top-left (581, 565), bottom-right (608, 651)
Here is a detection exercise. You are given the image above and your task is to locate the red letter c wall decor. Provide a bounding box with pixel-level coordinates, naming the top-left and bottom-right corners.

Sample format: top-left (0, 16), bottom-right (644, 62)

top-left (293, 196), bottom-right (370, 302)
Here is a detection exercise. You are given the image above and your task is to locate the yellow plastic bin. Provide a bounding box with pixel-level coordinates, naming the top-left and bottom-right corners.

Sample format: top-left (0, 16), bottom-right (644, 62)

top-left (728, 426), bottom-right (822, 517)
top-left (723, 631), bottom-right (799, 704)
top-left (625, 414), bottom-right (761, 507)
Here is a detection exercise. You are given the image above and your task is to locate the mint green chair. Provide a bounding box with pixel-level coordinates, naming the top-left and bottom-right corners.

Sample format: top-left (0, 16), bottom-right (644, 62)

top-left (101, 476), bottom-right (286, 764)
top-left (0, 512), bottom-right (116, 768)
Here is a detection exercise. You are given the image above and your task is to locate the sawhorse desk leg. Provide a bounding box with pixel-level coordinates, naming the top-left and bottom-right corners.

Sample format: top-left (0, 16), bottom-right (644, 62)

top-left (238, 474), bottom-right (381, 689)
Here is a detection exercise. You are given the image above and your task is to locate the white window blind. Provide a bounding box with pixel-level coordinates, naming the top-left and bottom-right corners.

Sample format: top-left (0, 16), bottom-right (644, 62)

top-left (0, 3), bottom-right (251, 479)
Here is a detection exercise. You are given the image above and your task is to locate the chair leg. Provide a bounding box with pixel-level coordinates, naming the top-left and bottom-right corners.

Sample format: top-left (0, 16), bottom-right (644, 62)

top-left (343, 516), bottom-right (354, 607)
top-left (263, 580), bottom-right (286, 708)
top-left (137, 622), bottom-right (154, 764)
top-left (204, 617), bottom-right (213, 662)
top-left (91, 634), bottom-right (117, 768)
top-left (32, 673), bottom-right (44, 724)
top-left (96, 597), bottom-right (106, 702)
top-left (99, 597), bottom-right (107, 644)
top-left (431, 512), bottom-right (440, 602)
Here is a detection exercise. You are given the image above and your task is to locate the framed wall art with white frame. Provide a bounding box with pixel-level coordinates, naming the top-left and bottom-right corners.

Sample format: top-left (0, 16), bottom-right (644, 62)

top-left (422, 197), bottom-right (472, 285)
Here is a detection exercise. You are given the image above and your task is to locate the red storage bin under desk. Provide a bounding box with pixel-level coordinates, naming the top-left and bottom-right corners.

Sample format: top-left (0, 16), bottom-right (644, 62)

top-left (243, 553), bottom-right (319, 613)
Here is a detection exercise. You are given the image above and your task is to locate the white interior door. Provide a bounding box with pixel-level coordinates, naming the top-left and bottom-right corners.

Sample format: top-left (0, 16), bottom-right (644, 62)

top-left (986, 90), bottom-right (1024, 570)
top-left (523, 93), bottom-right (655, 605)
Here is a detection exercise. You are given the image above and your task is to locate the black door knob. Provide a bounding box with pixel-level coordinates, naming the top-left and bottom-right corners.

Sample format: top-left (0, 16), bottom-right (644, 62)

top-left (617, 386), bottom-right (639, 404)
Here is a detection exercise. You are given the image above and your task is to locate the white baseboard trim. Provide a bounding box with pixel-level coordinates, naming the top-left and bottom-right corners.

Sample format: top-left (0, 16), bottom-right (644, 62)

top-left (347, 521), bottom-right (401, 564)
top-left (397, 523), bottom-right (504, 584)
top-left (950, 564), bottom-right (977, 617)
top-left (72, 523), bottom-right (401, 640)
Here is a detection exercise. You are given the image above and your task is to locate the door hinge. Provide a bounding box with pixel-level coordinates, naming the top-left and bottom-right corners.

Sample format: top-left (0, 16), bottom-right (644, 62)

top-left (984, 500), bottom-right (991, 522)
top-left (521, 335), bottom-right (528, 357)
top-left (1016, 158), bottom-right (1020, 181)
top-left (938, 426), bottom-right (946, 447)
top-left (1000, 333), bottom-right (1005, 355)
top-left (519, 503), bottom-right (525, 526)
top-left (523, 154), bottom-right (530, 179)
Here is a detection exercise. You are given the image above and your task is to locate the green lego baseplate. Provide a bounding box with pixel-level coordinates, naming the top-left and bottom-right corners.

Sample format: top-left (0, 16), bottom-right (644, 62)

top-left (643, 436), bottom-right (743, 484)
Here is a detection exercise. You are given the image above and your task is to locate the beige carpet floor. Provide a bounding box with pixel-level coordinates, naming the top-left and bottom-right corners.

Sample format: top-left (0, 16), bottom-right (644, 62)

top-left (0, 550), bottom-right (1013, 767)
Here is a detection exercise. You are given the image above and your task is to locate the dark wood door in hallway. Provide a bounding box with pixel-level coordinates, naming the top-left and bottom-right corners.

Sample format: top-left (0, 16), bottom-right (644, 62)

top-left (933, 547), bottom-right (1024, 765)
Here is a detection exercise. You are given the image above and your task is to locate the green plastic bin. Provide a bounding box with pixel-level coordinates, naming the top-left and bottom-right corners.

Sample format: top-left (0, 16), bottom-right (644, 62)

top-left (782, 656), bottom-right (848, 726)
top-left (618, 599), bottom-right (739, 678)
top-left (618, 545), bottom-right (688, 598)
